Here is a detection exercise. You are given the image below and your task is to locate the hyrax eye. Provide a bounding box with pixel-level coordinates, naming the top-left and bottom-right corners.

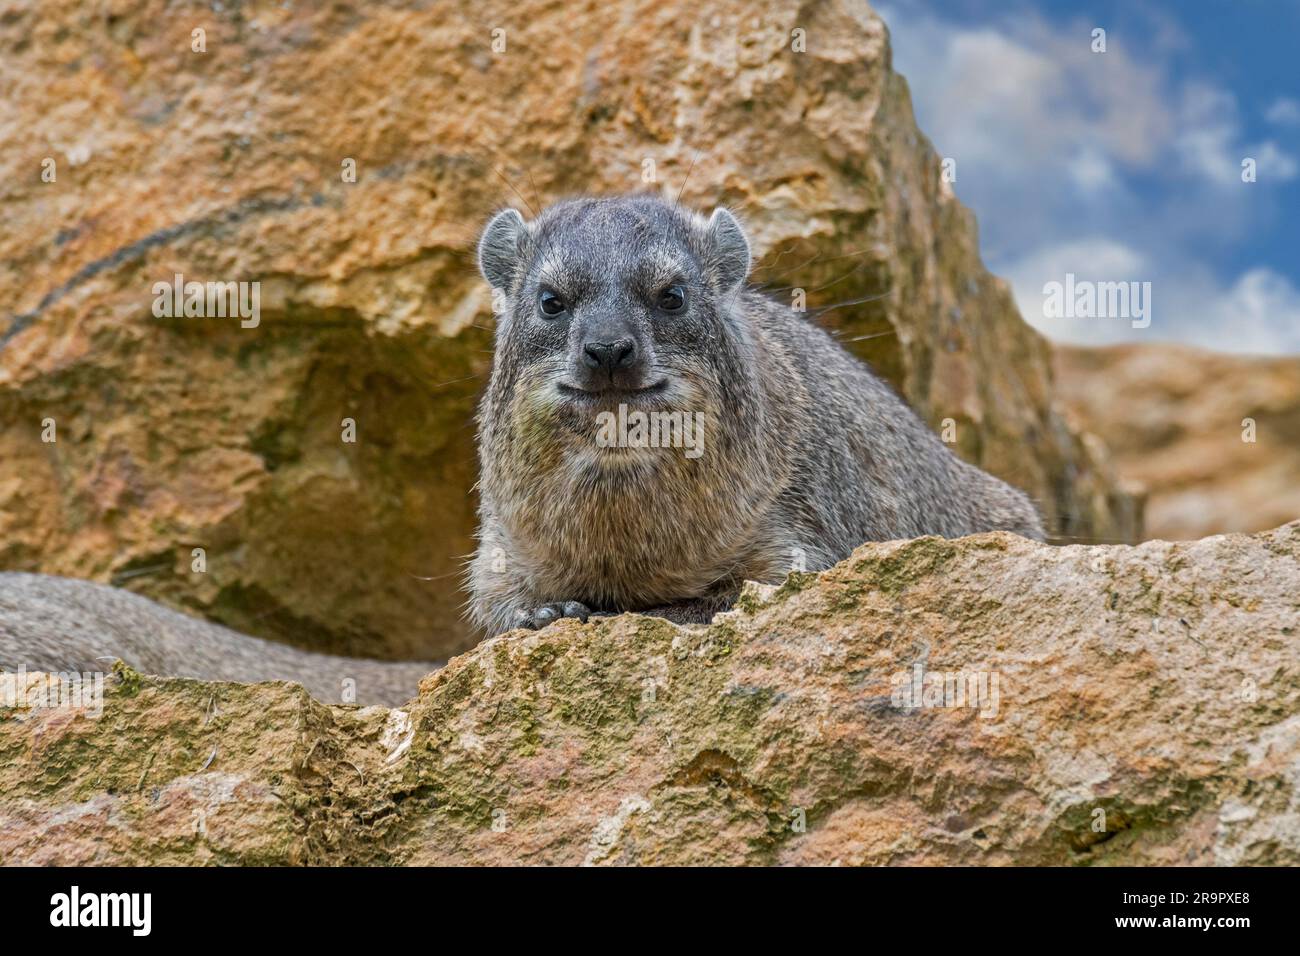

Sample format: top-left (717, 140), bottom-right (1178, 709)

top-left (538, 289), bottom-right (567, 317)
top-left (657, 285), bottom-right (686, 312)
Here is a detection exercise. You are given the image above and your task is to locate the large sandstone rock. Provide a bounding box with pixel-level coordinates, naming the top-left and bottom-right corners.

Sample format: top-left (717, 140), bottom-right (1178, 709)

top-left (1056, 343), bottom-right (1300, 541)
top-left (3, 524), bottom-right (1297, 865)
top-left (0, 0), bottom-right (1138, 662)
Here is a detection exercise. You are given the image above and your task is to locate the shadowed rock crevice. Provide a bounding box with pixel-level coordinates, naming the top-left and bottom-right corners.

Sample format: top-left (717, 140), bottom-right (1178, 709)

top-left (1, 308), bottom-right (487, 660)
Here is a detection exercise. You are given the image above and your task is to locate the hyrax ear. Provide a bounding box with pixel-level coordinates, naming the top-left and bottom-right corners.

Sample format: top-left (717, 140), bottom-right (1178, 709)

top-left (706, 207), bottom-right (751, 291)
top-left (477, 208), bottom-right (529, 290)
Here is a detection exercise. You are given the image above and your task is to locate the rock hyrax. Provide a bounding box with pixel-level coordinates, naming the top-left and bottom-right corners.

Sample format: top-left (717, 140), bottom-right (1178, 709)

top-left (469, 194), bottom-right (1044, 634)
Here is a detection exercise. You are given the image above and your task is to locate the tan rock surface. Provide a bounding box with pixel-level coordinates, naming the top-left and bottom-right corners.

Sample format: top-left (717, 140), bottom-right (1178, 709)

top-left (1, 0), bottom-right (1137, 662)
top-left (1056, 343), bottom-right (1300, 541)
top-left (3, 524), bottom-right (1297, 865)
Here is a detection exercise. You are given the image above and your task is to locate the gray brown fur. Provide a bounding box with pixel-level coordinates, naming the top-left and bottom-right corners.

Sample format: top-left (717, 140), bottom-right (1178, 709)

top-left (0, 572), bottom-right (437, 706)
top-left (469, 194), bottom-right (1044, 634)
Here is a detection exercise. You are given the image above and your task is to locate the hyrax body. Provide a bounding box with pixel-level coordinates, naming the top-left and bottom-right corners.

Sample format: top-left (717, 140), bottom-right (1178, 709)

top-left (469, 195), bottom-right (1044, 634)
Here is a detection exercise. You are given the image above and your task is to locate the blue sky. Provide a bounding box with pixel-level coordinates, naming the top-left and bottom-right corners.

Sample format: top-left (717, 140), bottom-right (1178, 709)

top-left (879, 0), bottom-right (1300, 353)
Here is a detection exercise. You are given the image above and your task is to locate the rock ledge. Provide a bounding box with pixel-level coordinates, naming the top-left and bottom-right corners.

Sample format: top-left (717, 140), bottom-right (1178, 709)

top-left (3, 524), bottom-right (1297, 865)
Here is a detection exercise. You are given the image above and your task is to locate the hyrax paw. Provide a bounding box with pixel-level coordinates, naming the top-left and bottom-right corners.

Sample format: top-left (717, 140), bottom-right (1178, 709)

top-left (514, 601), bottom-right (592, 630)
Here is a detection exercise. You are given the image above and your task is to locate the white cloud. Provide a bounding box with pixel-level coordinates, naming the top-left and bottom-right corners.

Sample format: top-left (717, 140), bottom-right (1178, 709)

top-left (879, 2), bottom-right (1300, 355)
top-left (1004, 238), bottom-right (1148, 292)
top-left (882, 7), bottom-right (1172, 174)
top-left (1194, 269), bottom-right (1300, 354)
top-left (1175, 84), bottom-right (1297, 185)
top-left (1265, 96), bottom-right (1300, 126)
top-left (1002, 238), bottom-right (1300, 354)
top-left (1067, 148), bottom-right (1119, 194)
top-left (1001, 239), bottom-right (1149, 346)
top-left (885, 7), bottom-right (1294, 192)
top-left (1246, 141), bottom-right (1299, 181)
top-left (1173, 84), bottom-right (1247, 186)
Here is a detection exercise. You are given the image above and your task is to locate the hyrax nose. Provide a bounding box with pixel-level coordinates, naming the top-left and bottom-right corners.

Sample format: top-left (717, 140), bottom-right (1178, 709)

top-left (582, 338), bottom-right (636, 372)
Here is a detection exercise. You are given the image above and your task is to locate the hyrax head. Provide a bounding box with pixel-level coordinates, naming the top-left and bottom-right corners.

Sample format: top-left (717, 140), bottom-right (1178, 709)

top-left (477, 195), bottom-right (751, 411)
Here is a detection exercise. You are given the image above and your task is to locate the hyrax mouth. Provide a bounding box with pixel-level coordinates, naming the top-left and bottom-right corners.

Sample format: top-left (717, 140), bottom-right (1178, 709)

top-left (555, 378), bottom-right (670, 406)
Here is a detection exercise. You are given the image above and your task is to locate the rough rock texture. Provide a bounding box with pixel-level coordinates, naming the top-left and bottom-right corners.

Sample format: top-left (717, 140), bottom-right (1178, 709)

top-left (1056, 344), bottom-right (1300, 541)
top-left (0, 0), bottom-right (1138, 662)
top-left (3, 524), bottom-right (1297, 866)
